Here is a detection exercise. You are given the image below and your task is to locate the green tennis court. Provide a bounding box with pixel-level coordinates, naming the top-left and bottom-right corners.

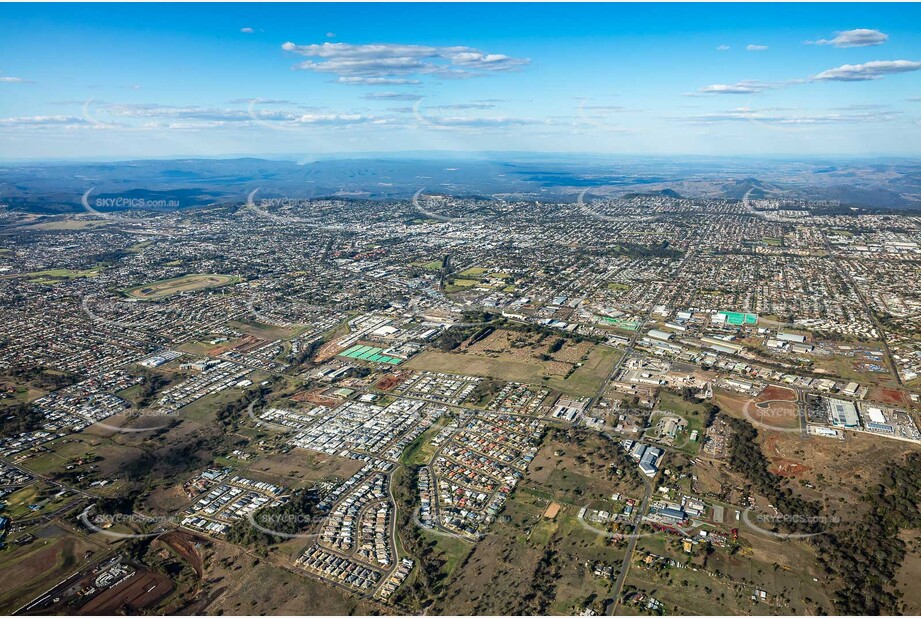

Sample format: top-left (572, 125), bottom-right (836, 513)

top-left (338, 344), bottom-right (404, 364)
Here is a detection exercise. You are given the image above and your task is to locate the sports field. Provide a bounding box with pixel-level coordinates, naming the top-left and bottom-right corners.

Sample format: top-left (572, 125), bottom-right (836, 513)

top-left (718, 310), bottom-right (758, 325)
top-left (123, 273), bottom-right (239, 299)
top-left (338, 344), bottom-right (403, 364)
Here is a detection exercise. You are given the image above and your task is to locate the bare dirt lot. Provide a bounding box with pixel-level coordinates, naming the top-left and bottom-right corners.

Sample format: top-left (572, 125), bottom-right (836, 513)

top-left (869, 386), bottom-right (911, 407)
top-left (79, 568), bottom-right (173, 614)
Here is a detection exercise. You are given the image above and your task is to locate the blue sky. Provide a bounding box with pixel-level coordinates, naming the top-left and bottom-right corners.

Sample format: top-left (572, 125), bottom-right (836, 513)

top-left (1, 2), bottom-right (919, 159)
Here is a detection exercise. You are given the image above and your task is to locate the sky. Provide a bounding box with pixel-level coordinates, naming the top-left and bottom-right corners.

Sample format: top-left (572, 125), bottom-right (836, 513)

top-left (1, 2), bottom-right (919, 160)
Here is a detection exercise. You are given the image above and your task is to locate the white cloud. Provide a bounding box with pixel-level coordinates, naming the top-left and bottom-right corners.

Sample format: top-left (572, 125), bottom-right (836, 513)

top-left (809, 29), bottom-right (888, 48)
top-left (427, 102), bottom-right (497, 111)
top-left (746, 44), bottom-right (768, 52)
top-left (717, 45), bottom-right (730, 51)
top-left (0, 115), bottom-right (90, 127)
top-left (241, 27), bottom-right (255, 34)
top-left (227, 98), bottom-right (295, 105)
top-left (698, 81), bottom-right (769, 95)
top-left (0, 76), bottom-right (34, 84)
top-left (73, 100), bottom-right (403, 131)
top-left (281, 41), bottom-right (529, 84)
top-left (326, 32), bottom-right (336, 38)
top-left (677, 106), bottom-right (898, 125)
top-left (338, 76), bottom-right (422, 85)
top-left (362, 92), bottom-right (423, 101)
top-left (813, 60), bottom-right (921, 81)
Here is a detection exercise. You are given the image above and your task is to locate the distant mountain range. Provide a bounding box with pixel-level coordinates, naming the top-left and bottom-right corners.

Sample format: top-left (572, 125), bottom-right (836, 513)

top-left (0, 155), bottom-right (918, 213)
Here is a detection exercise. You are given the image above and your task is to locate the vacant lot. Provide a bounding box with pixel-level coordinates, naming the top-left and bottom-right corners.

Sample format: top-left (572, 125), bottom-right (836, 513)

top-left (407, 341), bottom-right (619, 397)
top-left (624, 532), bottom-right (834, 615)
top-left (242, 448), bottom-right (365, 488)
top-left (204, 557), bottom-right (383, 615)
top-left (526, 428), bottom-right (643, 506)
top-left (437, 489), bottom-right (626, 615)
top-left (0, 527), bottom-right (103, 613)
top-left (124, 274), bottom-right (239, 299)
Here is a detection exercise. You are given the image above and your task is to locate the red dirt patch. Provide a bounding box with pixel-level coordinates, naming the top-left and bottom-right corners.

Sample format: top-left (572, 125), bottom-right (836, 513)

top-left (155, 530), bottom-right (204, 580)
top-left (291, 389), bottom-right (342, 407)
top-left (375, 374), bottom-right (406, 391)
top-left (758, 385), bottom-right (796, 402)
top-left (770, 460), bottom-right (811, 478)
top-left (763, 434), bottom-right (811, 478)
top-left (869, 387), bottom-right (909, 407)
top-left (313, 338), bottom-right (346, 363)
top-left (750, 401), bottom-right (799, 429)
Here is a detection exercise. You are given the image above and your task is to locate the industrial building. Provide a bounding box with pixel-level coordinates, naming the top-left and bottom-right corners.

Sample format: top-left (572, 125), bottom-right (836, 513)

top-left (828, 398), bottom-right (860, 428)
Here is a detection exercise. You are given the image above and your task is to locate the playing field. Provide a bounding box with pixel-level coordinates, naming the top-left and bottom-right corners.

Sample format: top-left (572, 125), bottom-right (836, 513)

top-left (718, 310), bottom-right (758, 325)
top-left (338, 344), bottom-right (404, 364)
top-left (123, 273), bottom-right (239, 299)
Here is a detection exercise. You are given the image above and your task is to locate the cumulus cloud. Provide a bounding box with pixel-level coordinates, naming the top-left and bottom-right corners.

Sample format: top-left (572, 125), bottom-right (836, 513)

top-left (746, 44), bottom-right (768, 52)
top-left (241, 27), bottom-right (255, 34)
top-left (809, 29), bottom-right (888, 48)
top-left (717, 45), bottom-right (730, 51)
top-left (281, 41), bottom-right (529, 84)
top-left (813, 60), bottom-right (921, 81)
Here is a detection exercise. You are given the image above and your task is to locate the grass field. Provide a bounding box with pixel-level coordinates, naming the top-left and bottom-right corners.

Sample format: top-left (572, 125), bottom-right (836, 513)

top-left (410, 259), bottom-right (443, 270)
top-left (436, 488), bottom-right (627, 615)
top-left (0, 527), bottom-right (104, 614)
top-left (0, 266), bottom-right (105, 284)
top-left (24, 219), bottom-right (111, 231)
top-left (123, 273), bottom-right (239, 299)
top-left (406, 344), bottom-right (620, 397)
top-left (457, 266), bottom-right (487, 277)
top-left (623, 530), bottom-right (833, 615)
